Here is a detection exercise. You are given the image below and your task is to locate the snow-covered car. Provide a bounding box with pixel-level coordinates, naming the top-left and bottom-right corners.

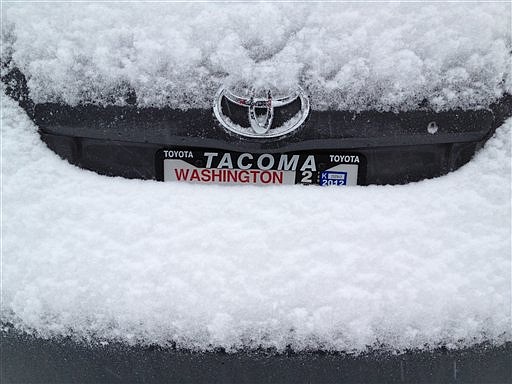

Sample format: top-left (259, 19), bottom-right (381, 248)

top-left (5, 75), bottom-right (510, 186)
top-left (3, 3), bottom-right (511, 186)
top-left (2, 3), bottom-right (511, 383)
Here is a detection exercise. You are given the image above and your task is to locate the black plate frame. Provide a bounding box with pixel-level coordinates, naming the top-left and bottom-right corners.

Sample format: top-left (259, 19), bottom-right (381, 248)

top-left (155, 147), bottom-right (367, 185)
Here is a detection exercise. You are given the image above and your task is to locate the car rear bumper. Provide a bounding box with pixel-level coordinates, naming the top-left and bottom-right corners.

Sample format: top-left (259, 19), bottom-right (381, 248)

top-left (2, 327), bottom-right (511, 384)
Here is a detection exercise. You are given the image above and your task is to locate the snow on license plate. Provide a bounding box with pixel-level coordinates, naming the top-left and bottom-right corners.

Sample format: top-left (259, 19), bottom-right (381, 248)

top-left (157, 148), bottom-right (363, 186)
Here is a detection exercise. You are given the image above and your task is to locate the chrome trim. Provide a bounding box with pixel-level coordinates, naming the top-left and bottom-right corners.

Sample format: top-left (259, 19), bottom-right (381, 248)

top-left (213, 87), bottom-right (310, 138)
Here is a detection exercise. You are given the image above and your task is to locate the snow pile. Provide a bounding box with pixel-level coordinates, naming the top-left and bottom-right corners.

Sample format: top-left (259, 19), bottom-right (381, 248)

top-left (1, 96), bottom-right (511, 352)
top-left (2, 2), bottom-right (511, 112)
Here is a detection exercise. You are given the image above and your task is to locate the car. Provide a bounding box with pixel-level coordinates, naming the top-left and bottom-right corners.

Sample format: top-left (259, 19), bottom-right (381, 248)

top-left (3, 3), bottom-right (511, 187)
top-left (2, 3), bottom-right (511, 383)
top-left (4, 67), bottom-right (511, 186)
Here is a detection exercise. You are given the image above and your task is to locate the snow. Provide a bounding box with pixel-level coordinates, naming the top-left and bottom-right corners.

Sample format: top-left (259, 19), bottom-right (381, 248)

top-left (1, 95), bottom-right (511, 352)
top-left (2, 2), bottom-right (511, 112)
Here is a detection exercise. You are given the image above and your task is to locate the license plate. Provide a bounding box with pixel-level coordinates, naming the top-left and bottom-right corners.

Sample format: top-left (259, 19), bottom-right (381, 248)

top-left (156, 148), bottom-right (365, 186)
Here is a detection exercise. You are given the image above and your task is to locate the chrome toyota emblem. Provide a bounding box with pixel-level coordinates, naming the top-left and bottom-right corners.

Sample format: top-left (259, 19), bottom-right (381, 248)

top-left (213, 87), bottom-right (310, 138)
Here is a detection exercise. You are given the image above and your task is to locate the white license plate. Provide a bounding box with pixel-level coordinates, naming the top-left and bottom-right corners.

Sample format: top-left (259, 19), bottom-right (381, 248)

top-left (157, 148), bottom-right (364, 186)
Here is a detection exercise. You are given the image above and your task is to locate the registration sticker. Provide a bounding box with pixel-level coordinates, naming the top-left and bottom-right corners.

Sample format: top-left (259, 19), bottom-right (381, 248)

top-left (320, 171), bottom-right (348, 186)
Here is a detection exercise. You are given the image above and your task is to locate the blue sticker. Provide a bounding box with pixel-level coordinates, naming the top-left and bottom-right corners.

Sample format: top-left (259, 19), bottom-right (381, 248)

top-left (320, 171), bottom-right (348, 186)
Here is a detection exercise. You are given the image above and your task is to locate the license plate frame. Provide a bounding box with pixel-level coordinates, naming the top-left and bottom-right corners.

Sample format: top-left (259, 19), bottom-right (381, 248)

top-left (155, 148), bottom-right (366, 186)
